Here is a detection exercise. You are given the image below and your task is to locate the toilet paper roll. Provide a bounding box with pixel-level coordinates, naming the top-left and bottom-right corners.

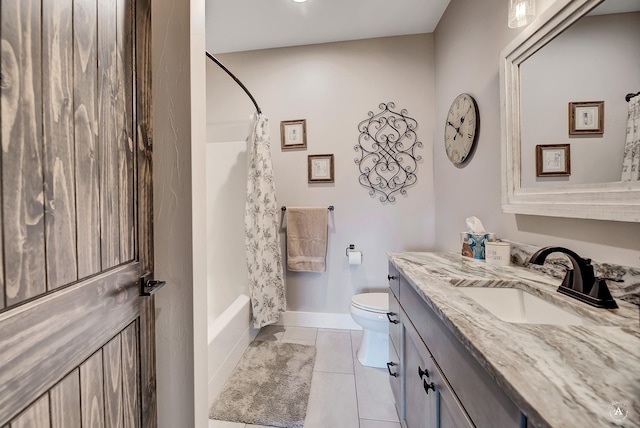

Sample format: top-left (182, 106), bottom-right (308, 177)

top-left (348, 251), bottom-right (362, 265)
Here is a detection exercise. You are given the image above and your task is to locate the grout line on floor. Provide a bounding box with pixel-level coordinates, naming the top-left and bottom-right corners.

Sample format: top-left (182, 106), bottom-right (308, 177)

top-left (351, 333), bottom-right (362, 426)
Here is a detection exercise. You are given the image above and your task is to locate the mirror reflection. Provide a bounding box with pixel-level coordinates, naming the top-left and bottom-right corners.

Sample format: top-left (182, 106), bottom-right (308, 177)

top-left (519, 1), bottom-right (640, 188)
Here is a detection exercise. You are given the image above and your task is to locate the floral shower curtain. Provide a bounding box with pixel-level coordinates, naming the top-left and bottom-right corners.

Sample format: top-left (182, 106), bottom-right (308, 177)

top-left (245, 114), bottom-right (286, 328)
top-left (621, 94), bottom-right (640, 181)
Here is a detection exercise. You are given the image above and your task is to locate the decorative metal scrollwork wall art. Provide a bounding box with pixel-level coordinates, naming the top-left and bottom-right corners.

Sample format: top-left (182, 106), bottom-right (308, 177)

top-left (354, 102), bottom-right (422, 203)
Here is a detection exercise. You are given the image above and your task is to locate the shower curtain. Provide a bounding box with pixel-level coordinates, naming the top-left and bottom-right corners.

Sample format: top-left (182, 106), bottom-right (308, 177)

top-left (621, 94), bottom-right (640, 181)
top-left (245, 114), bottom-right (286, 328)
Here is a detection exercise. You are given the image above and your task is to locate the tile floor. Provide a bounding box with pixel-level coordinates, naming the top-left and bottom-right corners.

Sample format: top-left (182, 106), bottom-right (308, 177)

top-left (208, 325), bottom-right (401, 428)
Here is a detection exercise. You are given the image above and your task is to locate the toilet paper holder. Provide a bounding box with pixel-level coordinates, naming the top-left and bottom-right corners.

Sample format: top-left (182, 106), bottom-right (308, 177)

top-left (346, 244), bottom-right (362, 265)
top-left (346, 244), bottom-right (355, 257)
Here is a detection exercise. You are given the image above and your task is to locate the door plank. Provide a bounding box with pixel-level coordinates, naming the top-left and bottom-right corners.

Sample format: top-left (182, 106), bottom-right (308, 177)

top-left (118, 0), bottom-right (135, 263)
top-left (1, 0), bottom-right (46, 306)
top-left (42, 0), bottom-right (78, 290)
top-left (0, 0), bottom-right (6, 311)
top-left (136, 0), bottom-right (153, 275)
top-left (122, 321), bottom-right (140, 428)
top-left (80, 351), bottom-right (105, 428)
top-left (0, 263), bottom-right (140, 423)
top-left (104, 335), bottom-right (124, 428)
top-left (50, 370), bottom-right (81, 428)
top-left (10, 394), bottom-right (49, 428)
top-left (1, 0), bottom-right (155, 425)
top-left (98, 0), bottom-right (120, 269)
top-left (74, 0), bottom-right (101, 278)
top-left (135, 1), bottom-right (156, 425)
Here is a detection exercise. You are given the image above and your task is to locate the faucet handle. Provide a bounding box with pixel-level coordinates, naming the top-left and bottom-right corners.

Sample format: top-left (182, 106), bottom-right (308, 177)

top-left (587, 278), bottom-right (619, 309)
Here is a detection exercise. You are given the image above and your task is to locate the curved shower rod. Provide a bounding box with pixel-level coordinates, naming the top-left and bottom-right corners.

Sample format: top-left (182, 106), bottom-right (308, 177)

top-left (206, 51), bottom-right (262, 115)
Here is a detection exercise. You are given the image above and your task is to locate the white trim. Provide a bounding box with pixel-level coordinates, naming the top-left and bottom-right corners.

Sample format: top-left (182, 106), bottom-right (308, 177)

top-left (277, 311), bottom-right (362, 330)
top-left (207, 296), bottom-right (259, 404)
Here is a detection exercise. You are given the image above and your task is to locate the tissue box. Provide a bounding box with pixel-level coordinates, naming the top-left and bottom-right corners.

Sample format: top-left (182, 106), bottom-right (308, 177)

top-left (460, 232), bottom-right (496, 259)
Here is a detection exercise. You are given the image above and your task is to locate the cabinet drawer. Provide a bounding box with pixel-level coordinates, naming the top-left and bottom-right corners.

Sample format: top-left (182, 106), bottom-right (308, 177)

top-left (400, 280), bottom-right (522, 428)
top-left (388, 262), bottom-right (400, 299)
top-left (388, 291), bottom-right (401, 352)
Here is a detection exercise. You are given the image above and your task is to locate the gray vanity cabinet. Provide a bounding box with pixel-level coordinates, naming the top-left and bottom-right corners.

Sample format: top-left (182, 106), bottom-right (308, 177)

top-left (404, 317), bottom-right (437, 427)
top-left (402, 305), bottom-right (473, 428)
top-left (388, 266), bottom-right (525, 428)
top-left (388, 265), bottom-right (404, 421)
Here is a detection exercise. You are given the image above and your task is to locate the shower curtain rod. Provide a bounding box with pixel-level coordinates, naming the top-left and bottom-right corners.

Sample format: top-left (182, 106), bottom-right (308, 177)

top-left (206, 51), bottom-right (262, 115)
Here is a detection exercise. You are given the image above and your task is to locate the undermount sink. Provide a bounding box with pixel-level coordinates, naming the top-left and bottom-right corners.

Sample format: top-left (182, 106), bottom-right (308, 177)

top-left (458, 286), bottom-right (589, 326)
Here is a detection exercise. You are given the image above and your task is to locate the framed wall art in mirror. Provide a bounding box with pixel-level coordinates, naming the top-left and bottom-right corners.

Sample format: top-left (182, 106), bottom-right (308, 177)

top-left (536, 144), bottom-right (570, 177)
top-left (499, 0), bottom-right (640, 222)
top-left (569, 101), bottom-right (604, 135)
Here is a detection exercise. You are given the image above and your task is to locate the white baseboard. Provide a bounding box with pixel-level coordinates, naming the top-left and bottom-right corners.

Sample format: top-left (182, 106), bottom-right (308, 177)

top-left (277, 310), bottom-right (362, 330)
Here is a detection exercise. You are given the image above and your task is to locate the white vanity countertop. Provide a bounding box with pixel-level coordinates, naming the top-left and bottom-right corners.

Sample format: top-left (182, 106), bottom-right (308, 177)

top-left (388, 252), bottom-right (639, 428)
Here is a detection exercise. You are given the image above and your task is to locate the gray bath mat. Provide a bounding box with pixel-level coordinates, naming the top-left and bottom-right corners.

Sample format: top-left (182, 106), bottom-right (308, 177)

top-left (209, 340), bottom-right (316, 427)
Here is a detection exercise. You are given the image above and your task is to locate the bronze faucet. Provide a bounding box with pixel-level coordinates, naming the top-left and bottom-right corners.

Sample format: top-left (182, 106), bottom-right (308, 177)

top-left (529, 246), bottom-right (618, 309)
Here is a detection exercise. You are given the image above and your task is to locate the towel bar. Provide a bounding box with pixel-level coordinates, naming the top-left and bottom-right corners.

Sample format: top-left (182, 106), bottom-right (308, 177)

top-left (281, 206), bottom-right (334, 211)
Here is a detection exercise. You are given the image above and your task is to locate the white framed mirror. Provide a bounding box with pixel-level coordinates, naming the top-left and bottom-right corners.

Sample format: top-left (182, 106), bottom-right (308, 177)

top-left (499, 0), bottom-right (640, 222)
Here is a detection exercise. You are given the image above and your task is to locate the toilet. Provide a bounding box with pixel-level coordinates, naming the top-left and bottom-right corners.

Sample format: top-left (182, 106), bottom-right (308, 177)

top-left (350, 292), bottom-right (389, 368)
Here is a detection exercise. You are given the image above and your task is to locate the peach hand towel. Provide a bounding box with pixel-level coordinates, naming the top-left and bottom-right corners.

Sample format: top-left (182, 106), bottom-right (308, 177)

top-left (286, 207), bottom-right (328, 272)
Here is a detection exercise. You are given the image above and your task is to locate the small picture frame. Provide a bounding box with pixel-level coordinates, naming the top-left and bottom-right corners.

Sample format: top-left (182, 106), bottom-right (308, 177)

top-left (308, 154), bottom-right (334, 183)
top-left (280, 119), bottom-right (307, 150)
top-left (569, 101), bottom-right (604, 135)
top-left (536, 144), bottom-right (571, 177)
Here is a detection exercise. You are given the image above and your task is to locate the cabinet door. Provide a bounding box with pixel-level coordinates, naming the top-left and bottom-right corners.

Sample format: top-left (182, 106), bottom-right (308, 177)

top-left (404, 318), bottom-right (437, 428)
top-left (388, 336), bottom-right (403, 420)
top-left (389, 291), bottom-right (402, 352)
top-left (430, 361), bottom-right (474, 428)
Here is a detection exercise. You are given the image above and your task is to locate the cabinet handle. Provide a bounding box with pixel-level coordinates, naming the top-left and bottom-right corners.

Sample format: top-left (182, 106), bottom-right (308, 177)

top-left (387, 275), bottom-right (397, 281)
top-left (386, 312), bottom-right (399, 324)
top-left (423, 379), bottom-right (435, 394)
top-left (418, 366), bottom-right (429, 379)
top-left (386, 362), bottom-right (399, 377)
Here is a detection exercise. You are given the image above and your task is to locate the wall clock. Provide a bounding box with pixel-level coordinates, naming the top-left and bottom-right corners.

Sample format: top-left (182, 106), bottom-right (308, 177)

top-left (444, 93), bottom-right (479, 165)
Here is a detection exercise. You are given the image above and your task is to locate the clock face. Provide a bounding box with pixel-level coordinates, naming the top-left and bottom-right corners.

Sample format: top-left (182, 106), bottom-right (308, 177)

top-left (444, 93), bottom-right (479, 165)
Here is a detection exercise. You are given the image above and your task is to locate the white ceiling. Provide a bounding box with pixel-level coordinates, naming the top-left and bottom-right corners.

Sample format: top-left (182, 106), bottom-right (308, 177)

top-left (206, 0), bottom-right (451, 54)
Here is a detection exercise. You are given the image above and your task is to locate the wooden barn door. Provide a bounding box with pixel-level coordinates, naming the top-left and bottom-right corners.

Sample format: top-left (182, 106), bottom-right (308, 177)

top-left (0, 0), bottom-right (155, 426)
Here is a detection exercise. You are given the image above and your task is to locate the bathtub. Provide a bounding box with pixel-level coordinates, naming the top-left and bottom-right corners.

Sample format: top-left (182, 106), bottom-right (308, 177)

top-left (207, 294), bottom-right (258, 403)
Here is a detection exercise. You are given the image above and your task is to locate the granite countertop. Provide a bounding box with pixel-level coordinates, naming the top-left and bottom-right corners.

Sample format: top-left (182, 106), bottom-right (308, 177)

top-left (388, 252), bottom-right (640, 428)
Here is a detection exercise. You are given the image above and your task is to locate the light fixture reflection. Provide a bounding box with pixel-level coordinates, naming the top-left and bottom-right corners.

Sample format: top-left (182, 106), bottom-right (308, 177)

top-left (293, 0), bottom-right (308, 3)
top-left (508, 0), bottom-right (535, 28)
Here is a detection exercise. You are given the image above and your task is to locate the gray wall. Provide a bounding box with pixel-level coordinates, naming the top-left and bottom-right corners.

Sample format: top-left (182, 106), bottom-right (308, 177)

top-left (433, 0), bottom-right (640, 266)
top-left (207, 34), bottom-right (437, 317)
top-left (152, 0), bottom-right (208, 426)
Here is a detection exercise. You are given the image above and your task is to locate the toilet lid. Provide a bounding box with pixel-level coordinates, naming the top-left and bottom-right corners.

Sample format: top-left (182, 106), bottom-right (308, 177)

top-left (351, 293), bottom-right (389, 312)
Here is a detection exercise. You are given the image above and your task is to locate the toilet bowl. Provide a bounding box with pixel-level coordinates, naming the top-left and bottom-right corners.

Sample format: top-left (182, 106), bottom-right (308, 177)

top-left (350, 292), bottom-right (389, 368)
